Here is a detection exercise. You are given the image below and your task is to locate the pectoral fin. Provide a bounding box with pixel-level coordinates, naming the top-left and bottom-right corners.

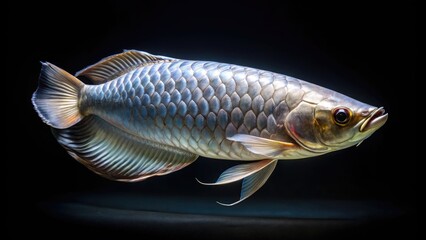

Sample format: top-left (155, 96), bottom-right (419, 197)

top-left (227, 134), bottom-right (296, 158)
top-left (197, 159), bottom-right (277, 206)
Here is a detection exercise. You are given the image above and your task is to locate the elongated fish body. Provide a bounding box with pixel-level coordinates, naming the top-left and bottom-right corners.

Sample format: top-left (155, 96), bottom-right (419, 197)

top-left (33, 50), bottom-right (388, 205)
top-left (83, 60), bottom-right (318, 160)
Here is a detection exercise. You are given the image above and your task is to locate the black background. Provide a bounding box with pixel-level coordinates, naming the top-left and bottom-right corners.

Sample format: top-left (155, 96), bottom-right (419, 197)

top-left (8, 0), bottom-right (416, 239)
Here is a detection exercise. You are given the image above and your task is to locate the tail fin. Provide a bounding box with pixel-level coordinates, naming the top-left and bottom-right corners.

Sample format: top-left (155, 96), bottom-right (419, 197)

top-left (32, 62), bottom-right (85, 129)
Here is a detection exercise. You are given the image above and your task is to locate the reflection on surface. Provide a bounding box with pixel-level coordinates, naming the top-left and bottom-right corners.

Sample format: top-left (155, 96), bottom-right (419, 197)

top-left (44, 191), bottom-right (404, 219)
top-left (38, 190), bottom-right (410, 239)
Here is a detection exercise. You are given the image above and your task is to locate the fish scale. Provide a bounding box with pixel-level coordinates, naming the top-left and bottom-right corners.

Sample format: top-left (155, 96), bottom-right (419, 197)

top-left (83, 60), bottom-right (296, 160)
top-left (32, 50), bottom-right (387, 205)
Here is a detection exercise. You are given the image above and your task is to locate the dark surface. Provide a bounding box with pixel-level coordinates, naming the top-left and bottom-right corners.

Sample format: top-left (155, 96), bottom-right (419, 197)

top-left (37, 192), bottom-right (409, 240)
top-left (8, 0), bottom-right (416, 239)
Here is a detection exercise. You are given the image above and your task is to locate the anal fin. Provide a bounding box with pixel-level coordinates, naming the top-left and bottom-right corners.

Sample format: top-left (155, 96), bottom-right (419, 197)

top-left (52, 116), bottom-right (198, 182)
top-left (197, 159), bottom-right (277, 206)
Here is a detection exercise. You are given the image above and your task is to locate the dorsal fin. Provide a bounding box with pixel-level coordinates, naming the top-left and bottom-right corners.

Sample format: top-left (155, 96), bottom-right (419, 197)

top-left (75, 50), bottom-right (176, 84)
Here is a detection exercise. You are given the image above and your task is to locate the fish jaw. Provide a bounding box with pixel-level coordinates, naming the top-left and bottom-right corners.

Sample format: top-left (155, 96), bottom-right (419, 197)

top-left (359, 107), bottom-right (388, 133)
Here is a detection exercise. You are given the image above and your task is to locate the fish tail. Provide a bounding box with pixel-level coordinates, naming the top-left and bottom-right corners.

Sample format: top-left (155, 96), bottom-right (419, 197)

top-left (32, 62), bottom-right (85, 129)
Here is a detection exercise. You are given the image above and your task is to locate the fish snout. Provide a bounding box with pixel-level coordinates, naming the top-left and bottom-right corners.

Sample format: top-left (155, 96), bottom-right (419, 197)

top-left (359, 107), bottom-right (388, 132)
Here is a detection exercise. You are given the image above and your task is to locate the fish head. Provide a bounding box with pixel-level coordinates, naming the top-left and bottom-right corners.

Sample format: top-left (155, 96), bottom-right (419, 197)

top-left (285, 92), bottom-right (388, 154)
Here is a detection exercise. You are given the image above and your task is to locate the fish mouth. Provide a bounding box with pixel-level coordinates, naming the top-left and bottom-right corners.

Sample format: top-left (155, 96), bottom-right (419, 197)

top-left (359, 107), bottom-right (388, 132)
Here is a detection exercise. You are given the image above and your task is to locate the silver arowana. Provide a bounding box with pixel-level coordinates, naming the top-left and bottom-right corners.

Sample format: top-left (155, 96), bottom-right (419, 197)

top-left (32, 50), bottom-right (388, 205)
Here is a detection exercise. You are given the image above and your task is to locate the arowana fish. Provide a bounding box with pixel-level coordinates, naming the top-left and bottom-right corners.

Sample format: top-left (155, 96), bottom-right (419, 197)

top-left (32, 50), bottom-right (388, 205)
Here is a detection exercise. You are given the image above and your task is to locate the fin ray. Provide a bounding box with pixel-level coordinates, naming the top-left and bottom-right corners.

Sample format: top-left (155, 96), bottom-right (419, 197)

top-left (196, 159), bottom-right (276, 185)
top-left (32, 62), bottom-right (84, 129)
top-left (218, 160), bottom-right (277, 206)
top-left (53, 116), bottom-right (198, 181)
top-left (76, 50), bottom-right (176, 83)
top-left (227, 134), bottom-right (295, 158)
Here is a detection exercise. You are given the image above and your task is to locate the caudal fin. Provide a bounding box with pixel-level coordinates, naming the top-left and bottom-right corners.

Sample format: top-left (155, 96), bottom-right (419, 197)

top-left (32, 62), bottom-right (84, 129)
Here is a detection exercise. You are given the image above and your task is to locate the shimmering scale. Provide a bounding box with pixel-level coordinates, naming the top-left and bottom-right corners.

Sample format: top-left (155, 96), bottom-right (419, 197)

top-left (86, 60), bottom-right (306, 160)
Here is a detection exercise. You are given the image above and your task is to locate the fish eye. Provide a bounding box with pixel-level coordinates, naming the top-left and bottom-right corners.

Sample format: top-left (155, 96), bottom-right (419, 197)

top-left (333, 108), bottom-right (351, 126)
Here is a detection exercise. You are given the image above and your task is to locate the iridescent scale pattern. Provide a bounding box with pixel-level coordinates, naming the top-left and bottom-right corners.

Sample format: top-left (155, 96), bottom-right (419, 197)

top-left (83, 60), bottom-right (307, 160)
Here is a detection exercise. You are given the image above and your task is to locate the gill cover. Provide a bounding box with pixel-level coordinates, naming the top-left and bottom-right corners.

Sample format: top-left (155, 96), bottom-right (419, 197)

top-left (284, 102), bottom-right (327, 152)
